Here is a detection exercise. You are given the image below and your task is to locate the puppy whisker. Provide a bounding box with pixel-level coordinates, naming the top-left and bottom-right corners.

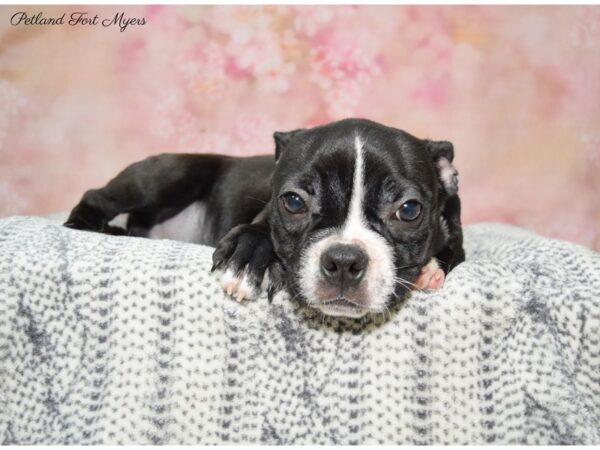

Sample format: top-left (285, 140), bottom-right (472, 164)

top-left (394, 276), bottom-right (427, 294)
top-left (244, 196), bottom-right (268, 205)
top-left (393, 276), bottom-right (420, 289)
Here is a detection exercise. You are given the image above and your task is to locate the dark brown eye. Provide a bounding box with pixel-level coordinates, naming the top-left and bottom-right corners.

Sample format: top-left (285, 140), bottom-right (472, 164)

top-left (282, 193), bottom-right (306, 214)
top-left (394, 200), bottom-right (422, 221)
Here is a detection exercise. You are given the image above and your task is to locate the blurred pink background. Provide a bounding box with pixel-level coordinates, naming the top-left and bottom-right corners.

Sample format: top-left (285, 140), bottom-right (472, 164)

top-left (0, 5), bottom-right (598, 250)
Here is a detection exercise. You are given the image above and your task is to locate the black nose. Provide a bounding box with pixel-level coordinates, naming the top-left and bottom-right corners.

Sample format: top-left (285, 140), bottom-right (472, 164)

top-left (320, 244), bottom-right (368, 288)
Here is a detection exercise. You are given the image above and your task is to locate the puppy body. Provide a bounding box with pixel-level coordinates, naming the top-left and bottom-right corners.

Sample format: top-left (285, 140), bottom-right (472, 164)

top-left (69, 154), bottom-right (273, 244)
top-left (66, 119), bottom-right (465, 317)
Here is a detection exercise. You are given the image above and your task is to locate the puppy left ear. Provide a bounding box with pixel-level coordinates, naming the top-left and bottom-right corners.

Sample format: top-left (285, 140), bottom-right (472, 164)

top-left (425, 139), bottom-right (459, 196)
top-left (273, 129), bottom-right (305, 161)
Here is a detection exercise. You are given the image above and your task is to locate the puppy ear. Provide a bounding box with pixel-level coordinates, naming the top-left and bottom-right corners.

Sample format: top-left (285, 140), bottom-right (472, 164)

top-left (425, 140), bottom-right (459, 196)
top-left (273, 129), bottom-right (304, 160)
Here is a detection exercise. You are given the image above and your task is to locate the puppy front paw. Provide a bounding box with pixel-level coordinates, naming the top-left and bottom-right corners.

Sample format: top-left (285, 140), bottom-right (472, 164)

top-left (414, 258), bottom-right (445, 290)
top-left (218, 268), bottom-right (261, 303)
top-left (212, 224), bottom-right (276, 303)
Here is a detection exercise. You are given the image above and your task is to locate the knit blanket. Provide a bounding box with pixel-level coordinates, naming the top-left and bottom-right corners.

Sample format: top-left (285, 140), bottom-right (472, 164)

top-left (0, 216), bottom-right (599, 444)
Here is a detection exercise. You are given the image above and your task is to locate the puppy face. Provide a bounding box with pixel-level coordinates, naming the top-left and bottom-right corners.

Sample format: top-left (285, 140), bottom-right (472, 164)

top-left (269, 119), bottom-right (457, 318)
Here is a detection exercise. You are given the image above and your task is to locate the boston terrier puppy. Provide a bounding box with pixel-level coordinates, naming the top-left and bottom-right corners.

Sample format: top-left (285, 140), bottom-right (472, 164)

top-left (65, 118), bottom-right (464, 318)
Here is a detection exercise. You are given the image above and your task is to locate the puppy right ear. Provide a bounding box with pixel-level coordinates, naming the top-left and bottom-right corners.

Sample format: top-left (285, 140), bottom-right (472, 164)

top-left (425, 139), bottom-right (459, 196)
top-left (273, 129), bottom-right (305, 160)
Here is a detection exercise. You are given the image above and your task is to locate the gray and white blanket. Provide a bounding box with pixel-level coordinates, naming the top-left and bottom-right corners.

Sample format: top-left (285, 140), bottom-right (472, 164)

top-left (0, 216), bottom-right (599, 444)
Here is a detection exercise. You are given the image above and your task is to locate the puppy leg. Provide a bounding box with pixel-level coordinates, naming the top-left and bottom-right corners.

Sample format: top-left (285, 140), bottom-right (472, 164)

top-left (415, 200), bottom-right (465, 291)
top-left (212, 210), bottom-right (284, 302)
top-left (212, 224), bottom-right (272, 302)
top-left (414, 259), bottom-right (445, 290)
top-left (65, 153), bottom-right (227, 234)
top-left (434, 195), bottom-right (466, 273)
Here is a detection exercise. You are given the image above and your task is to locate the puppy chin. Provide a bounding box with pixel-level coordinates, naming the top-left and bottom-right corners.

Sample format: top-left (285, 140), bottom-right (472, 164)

top-left (316, 304), bottom-right (370, 318)
top-left (309, 285), bottom-right (383, 319)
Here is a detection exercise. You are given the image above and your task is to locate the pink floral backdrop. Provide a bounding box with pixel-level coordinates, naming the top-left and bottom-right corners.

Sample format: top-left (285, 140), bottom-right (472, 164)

top-left (0, 5), bottom-right (599, 250)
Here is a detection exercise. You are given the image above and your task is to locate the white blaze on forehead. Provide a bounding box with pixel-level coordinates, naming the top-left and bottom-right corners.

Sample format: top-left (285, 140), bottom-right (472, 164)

top-left (342, 135), bottom-right (366, 238)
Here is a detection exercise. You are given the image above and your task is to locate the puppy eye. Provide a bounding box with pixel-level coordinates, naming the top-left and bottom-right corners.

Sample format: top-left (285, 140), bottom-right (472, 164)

top-left (395, 200), bottom-right (422, 221)
top-left (282, 192), bottom-right (306, 214)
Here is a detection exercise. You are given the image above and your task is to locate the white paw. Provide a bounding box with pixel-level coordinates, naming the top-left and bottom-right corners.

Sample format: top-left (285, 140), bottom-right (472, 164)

top-left (217, 268), bottom-right (261, 303)
top-left (414, 258), bottom-right (445, 290)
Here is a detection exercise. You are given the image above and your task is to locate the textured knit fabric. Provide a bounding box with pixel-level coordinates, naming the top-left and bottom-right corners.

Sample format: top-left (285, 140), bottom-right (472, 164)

top-left (0, 216), bottom-right (599, 444)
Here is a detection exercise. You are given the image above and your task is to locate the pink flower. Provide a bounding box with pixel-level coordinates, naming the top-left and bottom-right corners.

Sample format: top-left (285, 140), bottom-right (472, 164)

top-left (571, 6), bottom-right (600, 51)
top-left (0, 181), bottom-right (28, 216)
top-left (291, 6), bottom-right (336, 37)
top-left (0, 81), bottom-right (27, 152)
top-left (191, 132), bottom-right (234, 155)
top-left (232, 113), bottom-right (277, 154)
top-left (581, 132), bottom-right (600, 166)
top-left (176, 42), bottom-right (227, 100)
top-left (199, 6), bottom-right (297, 93)
top-left (310, 28), bottom-right (383, 117)
top-left (411, 76), bottom-right (450, 109)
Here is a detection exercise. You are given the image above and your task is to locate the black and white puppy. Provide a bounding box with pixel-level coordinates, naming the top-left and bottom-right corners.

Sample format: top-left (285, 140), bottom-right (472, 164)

top-left (65, 118), bottom-right (464, 318)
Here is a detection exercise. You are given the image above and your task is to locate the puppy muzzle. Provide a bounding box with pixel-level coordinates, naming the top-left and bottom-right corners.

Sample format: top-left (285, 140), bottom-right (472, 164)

top-left (312, 243), bottom-right (373, 317)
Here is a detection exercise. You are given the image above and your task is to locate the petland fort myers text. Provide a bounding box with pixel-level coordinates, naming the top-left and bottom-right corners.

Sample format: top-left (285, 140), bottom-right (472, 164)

top-left (10, 11), bottom-right (146, 32)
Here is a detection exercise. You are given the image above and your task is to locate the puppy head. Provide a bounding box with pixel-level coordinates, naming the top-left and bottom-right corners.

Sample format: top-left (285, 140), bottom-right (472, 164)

top-left (269, 119), bottom-right (458, 318)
